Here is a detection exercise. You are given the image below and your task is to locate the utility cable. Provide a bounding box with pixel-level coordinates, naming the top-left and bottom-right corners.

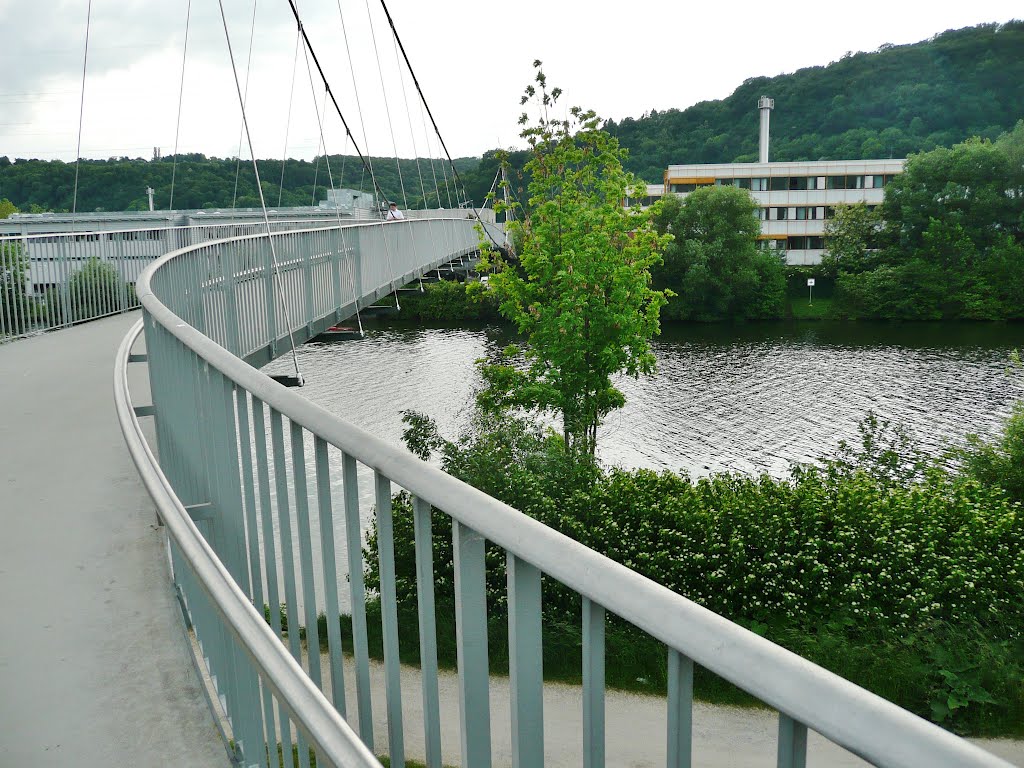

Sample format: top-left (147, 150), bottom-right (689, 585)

top-left (216, 0), bottom-right (302, 384)
top-left (168, 0), bottom-right (192, 211)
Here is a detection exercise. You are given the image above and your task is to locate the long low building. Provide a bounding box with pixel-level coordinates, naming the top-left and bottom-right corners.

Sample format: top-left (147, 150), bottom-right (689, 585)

top-left (660, 158), bottom-right (904, 265)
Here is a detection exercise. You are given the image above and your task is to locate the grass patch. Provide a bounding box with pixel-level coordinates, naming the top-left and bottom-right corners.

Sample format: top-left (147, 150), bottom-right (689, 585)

top-left (788, 296), bottom-right (834, 319)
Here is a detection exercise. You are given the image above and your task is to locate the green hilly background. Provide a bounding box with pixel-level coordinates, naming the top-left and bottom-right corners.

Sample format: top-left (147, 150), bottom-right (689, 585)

top-left (2, 20), bottom-right (1022, 214)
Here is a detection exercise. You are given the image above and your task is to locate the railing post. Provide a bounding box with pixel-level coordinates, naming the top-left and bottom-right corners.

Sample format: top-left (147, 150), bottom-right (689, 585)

top-left (375, 472), bottom-right (405, 767)
top-left (508, 555), bottom-right (544, 768)
top-left (263, 238), bottom-right (278, 357)
top-left (454, 521), bottom-right (491, 768)
top-left (666, 649), bottom-right (693, 768)
top-left (413, 496), bottom-right (442, 768)
top-left (343, 452), bottom-right (375, 747)
top-left (777, 714), bottom-right (808, 768)
top-left (582, 598), bottom-right (605, 768)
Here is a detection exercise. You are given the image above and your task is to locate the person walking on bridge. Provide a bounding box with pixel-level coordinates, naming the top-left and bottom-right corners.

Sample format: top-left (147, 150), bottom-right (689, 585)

top-left (385, 202), bottom-right (404, 220)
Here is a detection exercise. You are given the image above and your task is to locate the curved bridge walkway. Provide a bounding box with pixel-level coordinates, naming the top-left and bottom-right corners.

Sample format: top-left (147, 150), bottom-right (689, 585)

top-left (0, 312), bottom-right (226, 767)
top-left (5, 316), bottom-right (1024, 767)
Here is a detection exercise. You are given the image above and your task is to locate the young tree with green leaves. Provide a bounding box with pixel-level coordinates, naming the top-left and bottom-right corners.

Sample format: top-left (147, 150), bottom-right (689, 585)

top-left (67, 257), bottom-right (127, 322)
top-left (480, 62), bottom-right (669, 457)
top-left (821, 202), bottom-right (883, 276)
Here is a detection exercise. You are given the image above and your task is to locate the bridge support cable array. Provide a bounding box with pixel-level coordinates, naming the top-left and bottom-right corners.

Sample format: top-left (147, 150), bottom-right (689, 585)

top-left (229, 0), bottom-right (261, 214)
top-left (117, 217), bottom-right (1010, 768)
top-left (299, 35), bottom-right (364, 336)
top-left (216, 0), bottom-right (303, 385)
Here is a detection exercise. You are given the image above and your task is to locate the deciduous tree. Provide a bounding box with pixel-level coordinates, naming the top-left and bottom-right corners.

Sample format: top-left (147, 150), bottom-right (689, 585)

top-left (480, 62), bottom-right (669, 457)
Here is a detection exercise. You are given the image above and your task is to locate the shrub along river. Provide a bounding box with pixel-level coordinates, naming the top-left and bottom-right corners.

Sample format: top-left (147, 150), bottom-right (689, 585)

top-left (261, 319), bottom-right (1024, 613)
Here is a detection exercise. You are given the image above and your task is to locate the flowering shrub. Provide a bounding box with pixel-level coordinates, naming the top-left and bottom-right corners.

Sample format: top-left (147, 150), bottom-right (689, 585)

top-left (364, 410), bottom-right (1024, 733)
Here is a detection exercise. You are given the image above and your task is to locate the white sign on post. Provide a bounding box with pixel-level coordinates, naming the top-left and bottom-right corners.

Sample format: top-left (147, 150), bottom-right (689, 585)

top-left (807, 278), bottom-right (816, 287)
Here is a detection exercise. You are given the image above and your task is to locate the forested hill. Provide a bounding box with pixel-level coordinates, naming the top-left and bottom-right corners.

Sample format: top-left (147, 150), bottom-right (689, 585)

top-left (0, 154), bottom-right (478, 214)
top-left (607, 21), bottom-right (1024, 183)
top-left (3, 22), bottom-right (1022, 214)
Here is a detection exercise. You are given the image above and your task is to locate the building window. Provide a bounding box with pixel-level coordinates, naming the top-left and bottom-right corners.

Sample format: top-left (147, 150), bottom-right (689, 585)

top-left (757, 208), bottom-right (768, 220)
top-left (827, 176), bottom-right (846, 190)
top-left (671, 183), bottom-right (696, 193)
top-left (775, 207), bottom-right (789, 220)
top-left (787, 235), bottom-right (826, 250)
top-left (770, 176), bottom-right (789, 191)
top-left (750, 177), bottom-right (769, 191)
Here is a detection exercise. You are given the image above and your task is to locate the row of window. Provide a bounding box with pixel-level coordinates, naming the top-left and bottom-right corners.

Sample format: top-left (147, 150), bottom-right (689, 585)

top-left (669, 174), bottom-right (897, 194)
top-left (758, 236), bottom-right (827, 251)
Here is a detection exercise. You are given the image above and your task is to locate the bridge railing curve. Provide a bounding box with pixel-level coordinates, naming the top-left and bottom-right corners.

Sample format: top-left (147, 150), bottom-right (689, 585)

top-left (116, 215), bottom-right (1009, 768)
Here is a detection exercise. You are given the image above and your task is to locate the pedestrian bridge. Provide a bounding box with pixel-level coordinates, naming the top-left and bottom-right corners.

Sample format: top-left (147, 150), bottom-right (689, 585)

top-left (2, 215), bottom-right (1016, 767)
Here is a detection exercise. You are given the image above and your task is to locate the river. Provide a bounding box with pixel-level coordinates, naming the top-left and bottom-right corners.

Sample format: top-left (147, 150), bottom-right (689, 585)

top-left (261, 319), bottom-right (1024, 612)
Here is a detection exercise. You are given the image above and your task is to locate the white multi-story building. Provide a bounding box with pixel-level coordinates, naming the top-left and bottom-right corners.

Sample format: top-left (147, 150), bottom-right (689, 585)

top-left (646, 97), bottom-right (905, 265)
top-left (660, 158), bottom-right (904, 264)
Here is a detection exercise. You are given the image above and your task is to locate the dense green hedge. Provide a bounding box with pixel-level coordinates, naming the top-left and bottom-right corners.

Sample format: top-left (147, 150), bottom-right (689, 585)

top-left (361, 410), bottom-right (1024, 735)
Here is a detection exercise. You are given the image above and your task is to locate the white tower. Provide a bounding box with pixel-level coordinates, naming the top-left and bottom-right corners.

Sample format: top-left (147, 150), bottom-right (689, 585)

top-left (758, 96), bottom-right (774, 163)
top-left (146, 187), bottom-right (155, 211)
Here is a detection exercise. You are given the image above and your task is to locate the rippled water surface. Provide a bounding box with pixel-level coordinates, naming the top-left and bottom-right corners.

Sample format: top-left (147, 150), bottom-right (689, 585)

top-left (268, 320), bottom-right (1024, 477)
top-left (263, 320), bottom-right (1024, 612)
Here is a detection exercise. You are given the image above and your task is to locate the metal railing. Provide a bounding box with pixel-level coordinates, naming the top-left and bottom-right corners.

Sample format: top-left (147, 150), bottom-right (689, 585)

top-left (116, 215), bottom-right (1011, 768)
top-left (1, 208), bottom-right (493, 341)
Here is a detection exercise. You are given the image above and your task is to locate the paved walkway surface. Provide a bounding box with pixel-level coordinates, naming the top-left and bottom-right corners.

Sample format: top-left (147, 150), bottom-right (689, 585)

top-left (315, 653), bottom-right (1024, 768)
top-left (0, 313), bottom-right (226, 767)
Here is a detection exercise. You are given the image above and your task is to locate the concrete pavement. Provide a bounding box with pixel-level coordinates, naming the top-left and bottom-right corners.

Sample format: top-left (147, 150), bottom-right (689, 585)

top-left (0, 314), bottom-right (227, 767)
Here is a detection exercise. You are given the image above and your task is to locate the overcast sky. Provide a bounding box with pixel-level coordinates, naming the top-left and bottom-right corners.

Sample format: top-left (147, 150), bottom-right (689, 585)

top-left (1, 1), bottom-right (1020, 163)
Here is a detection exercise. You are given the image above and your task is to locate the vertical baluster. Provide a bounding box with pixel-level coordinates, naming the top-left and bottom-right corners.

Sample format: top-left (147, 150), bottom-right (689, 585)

top-left (453, 520), bottom-right (491, 768)
top-left (270, 411), bottom-right (309, 768)
top-left (343, 452), bottom-right (374, 747)
top-left (252, 398), bottom-right (285, 763)
top-left (412, 496), bottom-right (442, 768)
top-left (777, 714), bottom-right (807, 768)
top-left (375, 472), bottom-right (406, 767)
top-left (583, 598), bottom-right (605, 768)
top-left (291, 422), bottom-right (324, 688)
top-left (508, 555), bottom-right (544, 768)
top-left (235, 389), bottom-right (275, 766)
top-left (314, 437), bottom-right (347, 716)
top-left (666, 649), bottom-right (693, 768)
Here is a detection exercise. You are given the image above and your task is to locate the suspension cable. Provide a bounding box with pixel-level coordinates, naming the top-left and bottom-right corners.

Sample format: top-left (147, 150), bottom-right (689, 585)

top-left (168, 0), bottom-right (192, 211)
top-left (70, 0), bottom-right (93, 225)
top-left (300, 34), bottom-right (364, 336)
top-left (320, 0), bottom-right (400, 307)
top-left (277, 24), bottom-right (302, 207)
top-left (363, 0), bottom-right (407, 211)
top-left (216, 0), bottom-right (303, 384)
top-left (280, 0), bottom-right (387, 207)
top-left (230, 0), bottom-right (259, 212)
top-left (377, 0), bottom-right (472, 206)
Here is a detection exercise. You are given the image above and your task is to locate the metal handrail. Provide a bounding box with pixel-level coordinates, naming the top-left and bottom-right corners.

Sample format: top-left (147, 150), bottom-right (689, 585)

top-left (114, 319), bottom-right (381, 768)
top-left (128, 218), bottom-right (1010, 768)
